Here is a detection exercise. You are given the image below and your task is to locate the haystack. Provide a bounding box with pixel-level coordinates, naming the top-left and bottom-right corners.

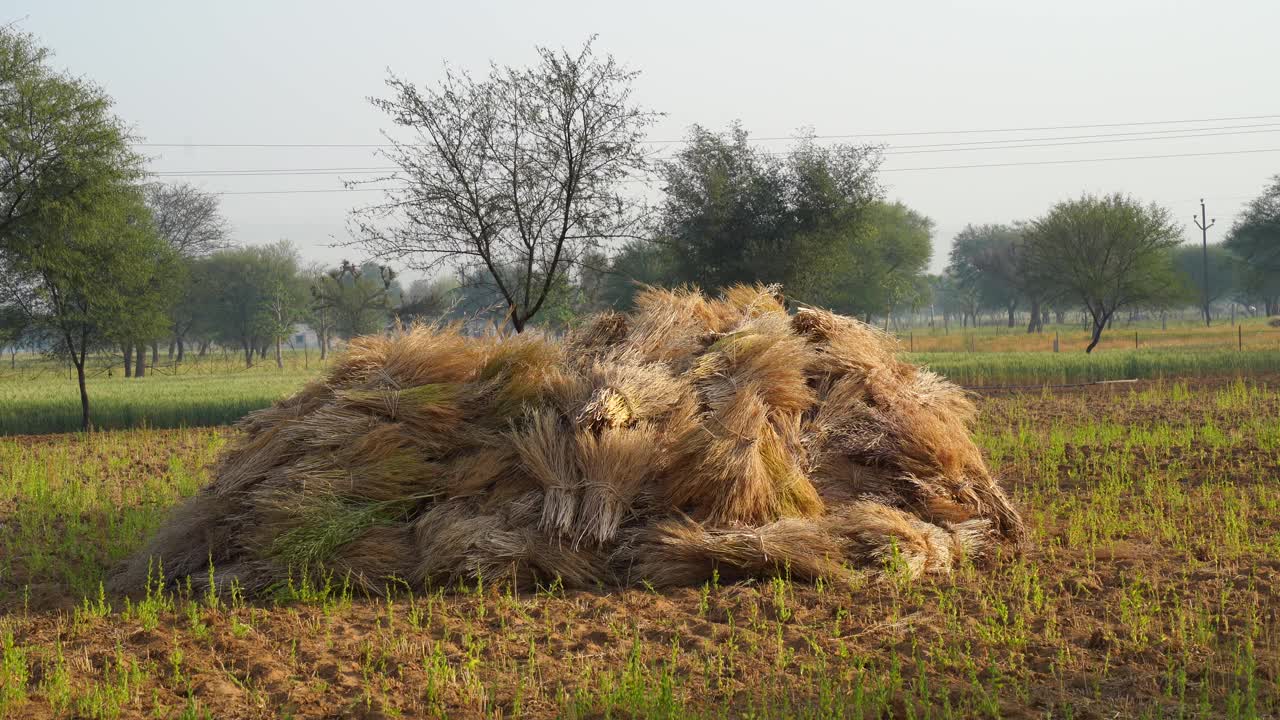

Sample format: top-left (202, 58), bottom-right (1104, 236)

top-left (111, 285), bottom-right (1024, 596)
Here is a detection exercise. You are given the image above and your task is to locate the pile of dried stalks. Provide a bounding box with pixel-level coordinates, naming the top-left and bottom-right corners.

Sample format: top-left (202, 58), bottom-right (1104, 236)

top-left (112, 285), bottom-right (1024, 595)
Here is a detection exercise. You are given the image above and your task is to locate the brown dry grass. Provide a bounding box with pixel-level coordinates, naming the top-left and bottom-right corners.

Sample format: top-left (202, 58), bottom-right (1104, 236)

top-left (111, 285), bottom-right (1023, 597)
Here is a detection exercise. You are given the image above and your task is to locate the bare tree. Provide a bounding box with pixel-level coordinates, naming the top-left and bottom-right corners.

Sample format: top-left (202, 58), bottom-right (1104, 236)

top-left (144, 182), bottom-right (230, 257)
top-left (349, 38), bottom-right (657, 332)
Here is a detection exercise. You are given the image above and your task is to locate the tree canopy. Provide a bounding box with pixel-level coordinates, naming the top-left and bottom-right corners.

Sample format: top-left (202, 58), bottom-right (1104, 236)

top-left (1025, 194), bottom-right (1186, 352)
top-left (657, 124), bottom-right (883, 299)
top-left (1, 28), bottom-right (140, 250)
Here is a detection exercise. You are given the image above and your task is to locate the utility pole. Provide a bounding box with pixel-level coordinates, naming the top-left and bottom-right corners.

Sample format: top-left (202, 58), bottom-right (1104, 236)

top-left (1193, 199), bottom-right (1216, 327)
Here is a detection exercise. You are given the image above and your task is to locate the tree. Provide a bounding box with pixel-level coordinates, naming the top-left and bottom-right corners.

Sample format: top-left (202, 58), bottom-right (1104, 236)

top-left (136, 182), bottom-right (230, 367)
top-left (350, 38), bottom-right (657, 332)
top-left (0, 303), bottom-right (31, 367)
top-left (947, 224), bottom-right (1030, 330)
top-left (799, 200), bottom-right (932, 323)
top-left (1, 28), bottom-right (137, 250)
top-left (309, 260), bottom-right (396, 342)
top-left (201, 242), bottom-right (305, 368)
top-left (1225, 175), bottom-right (1280, 314)
top-left (1172, 243), bottom-right (1240, 319)
top-left (397, 276), bottom-right (459, 324)
top-left (599, 239), bottom-right (676, 309)
top-left (1, 183), bottom-right (173, 429)
top-left (658, 124), bottom-right (882, 295)
top-left (1025, 194), bottom-right (1184, 353)
top-left (144, 182), bottom-right (230, 257)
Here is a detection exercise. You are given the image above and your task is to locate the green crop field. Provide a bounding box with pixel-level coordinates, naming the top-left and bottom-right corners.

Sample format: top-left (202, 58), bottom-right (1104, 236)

top-left (1, 377), bottom-right (1278, 717)
top-left (0, 369), bottom-right (314, 435)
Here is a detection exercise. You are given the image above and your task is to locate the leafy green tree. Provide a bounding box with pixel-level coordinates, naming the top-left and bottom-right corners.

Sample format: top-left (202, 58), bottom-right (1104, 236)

top-left (1026, 194), bottom-right (1185, 353)
top-left (658, 124), bottom-right (882, 295)
top-left (1, 28), bottom-right (138, 251)
top-left (309, 260), bottom-right (396, 343)
top-left (1225, 175), bottom-right (1280, 315)
top-left (800, 200), bottom-right (932, 323)
top-left (141, 182), bottom-right (231, 365)
top-left (201, 242), bottom-right (305, 368)
top-left (947, 224), bottom-right (1027, 329)
top-left (1, 183), bottom-right (174, 429)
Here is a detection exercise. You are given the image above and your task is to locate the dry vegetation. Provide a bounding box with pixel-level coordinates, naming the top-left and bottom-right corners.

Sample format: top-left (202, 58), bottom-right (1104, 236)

top-left (108, 285), bottom-right (1023, 600)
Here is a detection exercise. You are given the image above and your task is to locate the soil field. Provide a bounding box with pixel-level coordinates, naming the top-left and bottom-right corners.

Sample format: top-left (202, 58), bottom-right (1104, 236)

top-left (0, 376), bottom-right (1278, 718)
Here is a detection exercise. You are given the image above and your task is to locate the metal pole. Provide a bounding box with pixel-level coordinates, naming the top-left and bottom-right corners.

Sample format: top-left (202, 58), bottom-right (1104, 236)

top-left (1193, 199), bottom-right (1216, 327)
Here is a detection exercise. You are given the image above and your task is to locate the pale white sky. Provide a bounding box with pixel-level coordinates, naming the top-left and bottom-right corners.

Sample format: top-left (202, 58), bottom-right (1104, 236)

top-left (10, 0), bottom-right (1280, 278)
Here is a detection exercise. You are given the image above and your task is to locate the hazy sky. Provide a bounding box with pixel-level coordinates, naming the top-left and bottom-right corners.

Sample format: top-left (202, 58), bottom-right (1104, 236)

top-left (10, 0), bottom-right (1280, 278)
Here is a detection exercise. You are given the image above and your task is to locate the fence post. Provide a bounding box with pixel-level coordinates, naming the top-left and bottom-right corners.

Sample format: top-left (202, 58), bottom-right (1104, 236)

top-left (1135, 331), bottom-right (1138, 349)
top-left (1239, 325), bottom-right (1243, 351)
top-left (909, 331), bottom-right (914, 353)
top-left (1053, 331), bottom-right (1059, 353)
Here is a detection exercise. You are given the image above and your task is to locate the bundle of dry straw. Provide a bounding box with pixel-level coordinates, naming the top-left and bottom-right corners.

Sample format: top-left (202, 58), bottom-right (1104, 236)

top-left (112, 285), bottom-right (1024, 595)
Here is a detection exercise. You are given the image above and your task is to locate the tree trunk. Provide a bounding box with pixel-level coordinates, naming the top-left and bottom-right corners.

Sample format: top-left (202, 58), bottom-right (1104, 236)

top-left (122, 343), bottom-right (133, 378)
top-left (275, 337), bottom-right (284, 369)
top-left (1055, 310), bottom-right (1065, 324)
top-left (199, 340), bottom-right (209, 357)
top-left (135, 344), bottom-right (146, 378)
top-left (176, 337), bottom-right (185, 363)
top-left (243, 343), bottom-right (254, 369)
top-left (76, 357), bottom-right (90, 432)
top-left (1026, 298), bottom-right (1041, 334)
top-left (319, 331), bottom-right (327, 360)
top-left (1085, 312), bottom-right (1109, 353)
top-left (1007, 304), bottom-right (1016, 328)
top-left (151, 341), bottom-right (159, 365)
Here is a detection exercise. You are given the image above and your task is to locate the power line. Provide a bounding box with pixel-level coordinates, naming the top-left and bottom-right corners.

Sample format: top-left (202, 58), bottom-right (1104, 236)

top-left (149, 126), bottom-right (1280, 176)
top-left (214, 187), bottom-right (391, 196)
top-left (876, 122), bottom-right (1280, 151)
top-left (205, 146), bottom-right (1280, 195)
top-left (133, 112), bottom-right (1280, 149)
top-left (880, 147), bottom-right (1280, 173)
top-left (148, 123), bottom-right (1280, 177)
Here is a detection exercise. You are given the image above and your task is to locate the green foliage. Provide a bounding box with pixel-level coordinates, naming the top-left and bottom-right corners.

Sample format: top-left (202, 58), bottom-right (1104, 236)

top-left (0, 27), bottom-right (140, 249)
top-left (1171, 243), bottom-right (1242, 308)
top-left (1026, 193), bottom-right (1187, 351)
top-left (658, 124), bottom-right (883, 299)
top-left (198, 242), bottom-right (306, 367)
top-left (397, 276), bottom-right (459, 324)
top-left (947, 223), bottom-right (1026, 321)
top-left (4, 182), bottom-right (176, 427)
top-left (1225, 175), bottom-right (1280, 313)
top-left (309, 260), bottom-right (395, 340)
top-left (799, 200), bottom-right (934, 319)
